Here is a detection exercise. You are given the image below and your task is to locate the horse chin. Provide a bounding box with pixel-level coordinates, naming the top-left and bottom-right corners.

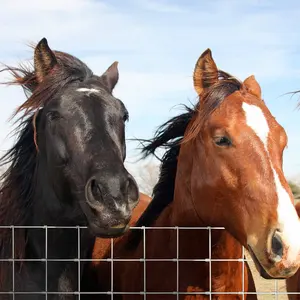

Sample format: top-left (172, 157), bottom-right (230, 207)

top-left (79, 200), bottom-right (129, 237)
top-left (88, 222), bottom-right (129, 238)
top-left (247, 245), bottom-right (286, 280)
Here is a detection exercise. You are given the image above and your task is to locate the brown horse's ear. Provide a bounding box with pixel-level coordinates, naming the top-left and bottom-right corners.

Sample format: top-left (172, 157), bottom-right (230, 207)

top-left (193, 48), bottom-right (218, 96)
top-left (34, 38), bottom-right (58, 83)
top-left (102, 61), bottom-right (119, 93)
top-left (243, 75), bottom-right (261, 99)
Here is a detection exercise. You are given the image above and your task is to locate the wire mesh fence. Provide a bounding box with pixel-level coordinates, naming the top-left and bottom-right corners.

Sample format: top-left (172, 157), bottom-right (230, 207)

top-left (0, 225), bottom-right (297, 299)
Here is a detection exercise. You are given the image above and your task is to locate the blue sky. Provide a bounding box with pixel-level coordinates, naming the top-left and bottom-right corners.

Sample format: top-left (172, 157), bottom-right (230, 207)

top-left (1, 0), bottom-right (300, 182)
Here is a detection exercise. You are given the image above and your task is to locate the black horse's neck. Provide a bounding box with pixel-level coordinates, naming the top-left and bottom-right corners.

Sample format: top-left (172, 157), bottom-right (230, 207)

top-left (14, 149), bottom-right (95, 299)
top-left (0, 112), bottom-right (95, 298)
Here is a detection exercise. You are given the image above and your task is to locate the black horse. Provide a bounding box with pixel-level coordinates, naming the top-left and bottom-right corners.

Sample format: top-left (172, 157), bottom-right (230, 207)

top-left (0, 38), bottom-right (139, 299)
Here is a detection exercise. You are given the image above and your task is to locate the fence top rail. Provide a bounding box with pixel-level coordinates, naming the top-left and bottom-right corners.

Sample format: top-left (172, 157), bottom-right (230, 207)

top-left (0, 225), bottom-right (225, 230)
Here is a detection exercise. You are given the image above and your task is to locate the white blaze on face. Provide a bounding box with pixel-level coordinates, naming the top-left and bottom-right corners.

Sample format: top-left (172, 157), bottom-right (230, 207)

top-left (242, 102), bottom-right (300, 264)
top-left (77, 88), bottom-right (100, 95)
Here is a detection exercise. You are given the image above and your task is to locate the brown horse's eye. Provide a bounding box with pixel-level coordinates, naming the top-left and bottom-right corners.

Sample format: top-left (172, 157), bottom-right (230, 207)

top-left (214, 136), bottom-right (232, 147)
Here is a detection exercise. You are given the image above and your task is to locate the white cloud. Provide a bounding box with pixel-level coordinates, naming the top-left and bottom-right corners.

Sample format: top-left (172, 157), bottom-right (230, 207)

top-left (4, 0), bottom-right (99, 11)
top-left (131, 0), bottom-right (187, 13)
top-left (81, 54), bottom-right (192, 113)
top-left (1, 1), bottom-right (144, 55)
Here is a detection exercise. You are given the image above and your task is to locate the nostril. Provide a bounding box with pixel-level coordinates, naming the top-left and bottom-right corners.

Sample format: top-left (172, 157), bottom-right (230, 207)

top-left (124, 176), bottom-right (130, 192)
top-left (127, 174), bottom-right (139, 201)
top-left (271, 231), bottom-right (283, 260)
top-left (90, 178), bottom-right (102, 199)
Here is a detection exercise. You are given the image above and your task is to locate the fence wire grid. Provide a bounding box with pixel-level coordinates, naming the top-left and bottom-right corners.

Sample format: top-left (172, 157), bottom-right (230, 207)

top-left (0, 225), bottom-right (297, 299)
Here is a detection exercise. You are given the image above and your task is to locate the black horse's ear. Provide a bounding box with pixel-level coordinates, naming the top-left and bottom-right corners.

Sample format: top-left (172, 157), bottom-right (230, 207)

top-left (102, 61), bottom-right (119, 92)
top-left (34, 38), bottom-right (58, 83)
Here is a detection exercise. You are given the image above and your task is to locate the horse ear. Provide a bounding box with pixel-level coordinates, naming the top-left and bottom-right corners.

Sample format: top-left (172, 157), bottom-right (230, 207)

top-left (243, 75), bottom-right (261, 99)
top-left (102, 61), bottom-right (119, 92)
top-left (34, 38), bottom-right (58, 83)
top-left (193, 49), bottom-right (218, 96)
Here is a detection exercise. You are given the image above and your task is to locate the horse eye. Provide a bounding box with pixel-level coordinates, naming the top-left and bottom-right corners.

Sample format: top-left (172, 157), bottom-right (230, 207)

top-left (123, 112), bottom-right (129, 122)
top-left (214, 136), bottom-right (232, 147)
top-left (47, 111), bottom-right (61, 122)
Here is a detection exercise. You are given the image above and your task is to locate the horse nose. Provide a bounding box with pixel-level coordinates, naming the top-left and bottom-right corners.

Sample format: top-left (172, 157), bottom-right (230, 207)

top-left (85, 171), bottom-right (137, 204)
top-left (269, 230), bottom-right (284, 263)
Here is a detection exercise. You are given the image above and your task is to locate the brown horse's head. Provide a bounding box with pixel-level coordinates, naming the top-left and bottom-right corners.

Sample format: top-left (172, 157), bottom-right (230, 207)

top-left (183, 49), bottom-right (300, 279)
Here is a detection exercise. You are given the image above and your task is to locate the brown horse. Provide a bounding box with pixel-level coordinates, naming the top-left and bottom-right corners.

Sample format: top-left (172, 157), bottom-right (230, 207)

top-left (84, 49), bottom-right (300, 299)
top-left (285, 201), bottom-right (300, 299)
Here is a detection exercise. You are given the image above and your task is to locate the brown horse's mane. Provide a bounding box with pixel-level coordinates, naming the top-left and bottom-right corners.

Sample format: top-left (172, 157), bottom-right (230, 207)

top-left (129, 70), bottom-right (242, 247)
top-left (0, 50), bottom-right (93, 285)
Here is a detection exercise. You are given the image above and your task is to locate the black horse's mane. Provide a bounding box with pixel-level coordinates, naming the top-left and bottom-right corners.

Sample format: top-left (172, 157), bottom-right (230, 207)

top-left (127, 106), bottom-right (195, 247)
top-left (142, 105), bottom-right (195, 210)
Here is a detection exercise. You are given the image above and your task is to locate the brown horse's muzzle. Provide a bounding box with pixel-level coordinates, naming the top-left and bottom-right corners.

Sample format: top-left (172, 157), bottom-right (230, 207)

top-left (247, 226), bottom-right (300, 279)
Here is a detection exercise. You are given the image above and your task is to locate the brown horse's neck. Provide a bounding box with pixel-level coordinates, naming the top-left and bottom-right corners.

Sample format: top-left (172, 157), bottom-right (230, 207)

top-left (148, 185), bottom-right (245, 294)
top-left (151, 182), bottom-right (243, 259)
top-left (150, 138), bottom-right (244, 259)
top-left (168, 141), bottom-right (205, 228)
top-left (147, 160), bottom-right (245, 294)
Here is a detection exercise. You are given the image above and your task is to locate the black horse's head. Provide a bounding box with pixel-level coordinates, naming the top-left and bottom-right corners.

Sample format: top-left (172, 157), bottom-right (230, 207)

top-left (11, 38), bottom-right (139, 237)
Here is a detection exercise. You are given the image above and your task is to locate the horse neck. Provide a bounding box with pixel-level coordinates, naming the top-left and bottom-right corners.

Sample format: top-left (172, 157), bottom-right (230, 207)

top-left (150, 142), bottom-right (243, 262)
top-left (26, 155), bottom-right (93, 260)
top-left (30, 156), bottom-right (63, 225)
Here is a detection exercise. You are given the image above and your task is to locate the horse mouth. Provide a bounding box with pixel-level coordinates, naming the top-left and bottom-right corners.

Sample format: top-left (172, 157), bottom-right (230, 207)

top-left (79, 200), bottom-right (130, 238)
top-left (247, 245), bottom-right (285, 280)
top-left (89, 221), bottom-right (129, 238)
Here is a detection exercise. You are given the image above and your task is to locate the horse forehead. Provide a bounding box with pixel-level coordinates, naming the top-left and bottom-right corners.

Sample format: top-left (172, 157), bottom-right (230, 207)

top-left (77, 86), bottom-right (121, 107)
top-left (242, 102), bottom-right (269, 146)
top-left (60, 85), bottom-right (119, 110)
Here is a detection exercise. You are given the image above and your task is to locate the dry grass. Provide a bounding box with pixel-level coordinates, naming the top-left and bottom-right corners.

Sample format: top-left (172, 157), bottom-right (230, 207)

top-left (245, 251), bottom-right (288, 300)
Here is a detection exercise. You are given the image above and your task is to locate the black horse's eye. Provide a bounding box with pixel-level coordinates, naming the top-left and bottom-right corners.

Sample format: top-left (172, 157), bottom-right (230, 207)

top-left (123, 111), bottom-right (129, 122)
top-left (47, 111), bottom-right (61, 122)
top-left (214, 136), bottom-right (232, 147)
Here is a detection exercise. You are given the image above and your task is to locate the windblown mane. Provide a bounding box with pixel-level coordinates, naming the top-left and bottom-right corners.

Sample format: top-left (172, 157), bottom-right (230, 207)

top-left (128, 70), bottom-right (242, 247)
top-left (0, 50), bottom-right (93, 285)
